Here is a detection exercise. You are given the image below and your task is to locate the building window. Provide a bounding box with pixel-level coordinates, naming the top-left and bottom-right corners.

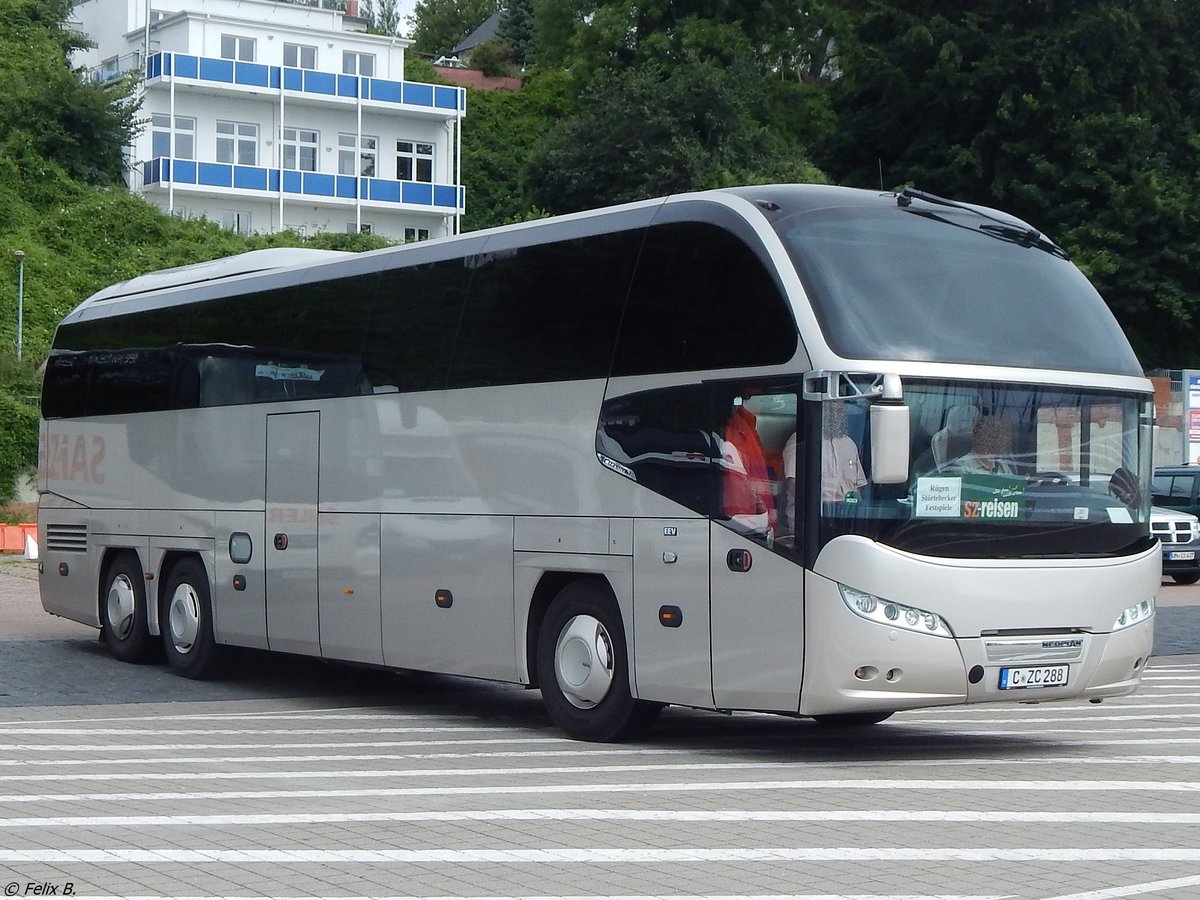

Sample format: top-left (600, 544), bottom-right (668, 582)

top-left (283, 43), bottom-right (317, 69)
top-left (216, 121), bottom-right (258, 166)
top-left (347, 223), bottom-right (373, 234)
top-left (338, 133), bottom-right (377, 177)
top-left (403, 227), bottom-right (430, 242)
top-left (151, 113), bottom-right (195, 160)
top-left (220, 34), bottom-right (256, 62)
top-left (397, 141), bottom-right (433, 183)
top-left (282, 127), bottom-right (319, 172)
top-left (221, 211), bottom-right (251, 234)
top-left (342, 50), bottom-right (375, 76)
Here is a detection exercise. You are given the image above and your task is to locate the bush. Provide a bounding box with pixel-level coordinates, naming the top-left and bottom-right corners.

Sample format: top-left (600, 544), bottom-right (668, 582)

top-left (0, 389), bottom-right (38, 506)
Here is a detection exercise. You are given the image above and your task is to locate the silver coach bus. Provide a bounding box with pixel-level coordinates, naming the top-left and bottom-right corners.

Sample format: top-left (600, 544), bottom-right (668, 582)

top-left (38, 185), bottom-right (1158, 740)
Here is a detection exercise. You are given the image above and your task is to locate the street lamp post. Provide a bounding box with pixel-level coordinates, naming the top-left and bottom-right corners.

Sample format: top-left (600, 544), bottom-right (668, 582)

top-left (14, 250), bottom-right (24, 361)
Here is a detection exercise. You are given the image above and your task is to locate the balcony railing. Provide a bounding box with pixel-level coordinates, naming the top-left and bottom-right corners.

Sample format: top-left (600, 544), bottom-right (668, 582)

top-left (90, 51), bottom-right (143, 84)
top-left (142, 157), bottom-right (466, 212)
top-left (146, 52), bottom-right (466, 114)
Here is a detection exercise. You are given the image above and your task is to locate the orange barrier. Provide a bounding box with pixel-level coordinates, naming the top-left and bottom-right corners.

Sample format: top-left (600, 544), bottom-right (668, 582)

top-left (1, 524), bottom-right (37, 554)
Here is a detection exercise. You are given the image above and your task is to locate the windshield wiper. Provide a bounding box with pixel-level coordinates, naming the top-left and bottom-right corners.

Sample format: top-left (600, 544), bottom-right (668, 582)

top-left (898, 187), bottom-right (1071, 260)
top-left (977, 222), bottom-right (1071, 259)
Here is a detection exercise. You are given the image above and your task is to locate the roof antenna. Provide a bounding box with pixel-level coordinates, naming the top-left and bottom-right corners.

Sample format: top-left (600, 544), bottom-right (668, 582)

top-left (878, 158), bottom-right (884, 192)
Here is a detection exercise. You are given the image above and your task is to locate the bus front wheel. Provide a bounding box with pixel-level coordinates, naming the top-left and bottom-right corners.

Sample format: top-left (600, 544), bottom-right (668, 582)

top-left (161, 558), bottom-right (232, 679)
top-left (536, 581), bottom-right (661, 742)
top-left (101, 552), bottom-right (155, 663)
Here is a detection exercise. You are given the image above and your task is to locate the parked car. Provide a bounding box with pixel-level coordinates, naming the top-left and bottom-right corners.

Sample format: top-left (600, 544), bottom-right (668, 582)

top-left (1151, 505), bottom-right (1200, 585)
top-left (1151, 464), bottom-right (1200, 518)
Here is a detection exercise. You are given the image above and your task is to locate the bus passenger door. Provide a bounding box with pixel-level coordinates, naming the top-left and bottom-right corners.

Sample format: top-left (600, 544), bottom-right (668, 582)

top-left (631, 518), bottom-right (713, 709)
top-left (709, 524), bottom-right (805, 712)
top-left (266, 412), bottom-right (320, 655)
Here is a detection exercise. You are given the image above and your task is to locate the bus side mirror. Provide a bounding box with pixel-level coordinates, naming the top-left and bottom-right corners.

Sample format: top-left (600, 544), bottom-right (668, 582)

top-left (870, 402), bottom-right (910, 484)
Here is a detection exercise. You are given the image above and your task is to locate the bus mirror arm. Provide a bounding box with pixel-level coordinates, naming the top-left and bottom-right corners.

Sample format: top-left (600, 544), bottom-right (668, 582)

top-left (870, 397), bottom-right (910, 485)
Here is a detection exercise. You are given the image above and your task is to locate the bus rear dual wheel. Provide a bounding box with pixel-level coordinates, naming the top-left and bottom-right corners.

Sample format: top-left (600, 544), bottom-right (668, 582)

top-left (160, 557), bottom-right (232, 679)
top-left (100, 552), bottom-right (156, 663)
top-left (536, 581), bottom-right (662, 742)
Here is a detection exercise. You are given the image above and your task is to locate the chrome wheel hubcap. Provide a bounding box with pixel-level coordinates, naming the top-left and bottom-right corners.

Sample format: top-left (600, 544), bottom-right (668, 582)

top-left (106, 574), bottom-right (137, 640)
top-left (554, 614), bottom-right (615, 709)
top-left (167, 583), bottom-right (201, 655)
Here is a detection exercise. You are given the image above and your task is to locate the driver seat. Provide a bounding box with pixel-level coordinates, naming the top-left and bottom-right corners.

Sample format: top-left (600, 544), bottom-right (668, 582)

top-left (931, 404), bottom-right (979, 469)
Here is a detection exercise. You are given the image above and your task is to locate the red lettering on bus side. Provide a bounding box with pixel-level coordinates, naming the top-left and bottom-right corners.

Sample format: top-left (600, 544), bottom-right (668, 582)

top-left (70, 436), bottom-right (90, 481)
top-left (90, 436), bottom-right (106, 484)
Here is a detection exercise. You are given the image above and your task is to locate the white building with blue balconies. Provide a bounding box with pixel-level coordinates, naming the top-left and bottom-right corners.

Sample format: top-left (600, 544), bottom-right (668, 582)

top-left (71, 0), bottom-right (465, 241)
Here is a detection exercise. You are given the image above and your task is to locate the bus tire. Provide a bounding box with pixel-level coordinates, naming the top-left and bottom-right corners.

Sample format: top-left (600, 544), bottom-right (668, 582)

top-left (536, 581), bottom-right (661, 742)
top-left (100, 552), bottom-right (155, 663)
top-left (812, 711), bottom-right (894, 727)
top-left (161, 557), bottom-right (232, 679)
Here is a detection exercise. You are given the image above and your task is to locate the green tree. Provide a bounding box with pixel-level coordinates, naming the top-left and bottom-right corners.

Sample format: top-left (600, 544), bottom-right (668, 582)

top-left (461, 69), bottom-right (572, 229)
top-left (525, 47), bottom-right (824, 213)
top-left (408, 0), bottom-right (502, 57)
top-left (361, 0), bottom-right (404, 35)
top-left (469, 39), bottom-right (516, 76)
top-left (497, 0), bottom-right (535, 66)
top-left (0, 0), bottom-right (138, 184)
top-left (820, 0), bottom-right (1200, 367)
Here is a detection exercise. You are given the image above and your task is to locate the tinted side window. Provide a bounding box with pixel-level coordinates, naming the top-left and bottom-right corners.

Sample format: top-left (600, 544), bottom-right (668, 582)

top-left (448, 230), bottom-right (641, 388)
top-left (1174, 476), bottom-right (1196, 500)
top-left (612, 222), bottom-right (798, 377)
top-left (598, 381), bottom-right (803, 557)
top-left (44, 305), bottom-right (196, 418)
top-left (597, 384), bottom-right (718, 517)
top-left (42, 352), bottom-right (89, 419)
top-left (366, 259), bottom-right (472, 392)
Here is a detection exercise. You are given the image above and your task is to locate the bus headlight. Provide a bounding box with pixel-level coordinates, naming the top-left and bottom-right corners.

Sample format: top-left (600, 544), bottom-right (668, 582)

top-left (1112, 598), bottom-right (1154, 631)
top-left (839, 585), bottom-right (954, 637)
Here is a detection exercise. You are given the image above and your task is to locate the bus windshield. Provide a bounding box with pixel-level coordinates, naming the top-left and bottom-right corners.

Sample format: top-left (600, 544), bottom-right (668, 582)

top-left (817, 380), bottom-right (1153, 559)
top-left (774, 205), bottom-right (1144, 377)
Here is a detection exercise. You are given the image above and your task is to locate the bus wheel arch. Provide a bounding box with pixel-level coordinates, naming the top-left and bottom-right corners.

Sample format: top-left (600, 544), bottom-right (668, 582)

top-left (158, 553), bottom-right (232, 679)
top-left (535, 577), bottom-right (661, 742)
top-left (99, 549), bottom-right (156, 663)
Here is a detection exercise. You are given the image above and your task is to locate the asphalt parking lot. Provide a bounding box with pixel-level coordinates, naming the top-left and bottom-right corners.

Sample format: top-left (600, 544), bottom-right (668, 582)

top-left (1, 558), bottom-right (1199, 900)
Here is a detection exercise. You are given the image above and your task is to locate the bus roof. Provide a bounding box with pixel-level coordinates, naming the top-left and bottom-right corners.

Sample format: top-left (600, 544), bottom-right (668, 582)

top-left (84, 248), bottom-right (352, 307)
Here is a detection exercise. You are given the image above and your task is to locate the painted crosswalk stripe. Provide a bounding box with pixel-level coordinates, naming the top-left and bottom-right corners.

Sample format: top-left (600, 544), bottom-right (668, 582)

top-left (0, 808), bottom-right (1199, 828)
top-left (1, 778), bottom-right (1197, 805)
top-left (3, 848), bottom-right (1200, 863)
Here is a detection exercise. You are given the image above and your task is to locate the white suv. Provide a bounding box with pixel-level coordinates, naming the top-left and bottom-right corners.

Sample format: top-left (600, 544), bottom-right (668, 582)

top-left (1151, 505), bottom-right (1200, 585)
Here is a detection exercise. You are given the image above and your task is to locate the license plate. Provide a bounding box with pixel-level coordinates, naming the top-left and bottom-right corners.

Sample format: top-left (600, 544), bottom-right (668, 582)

top-left (1168, 551), bottom-right (1196, 561)
top-left (999, 665), bottom-right (1069, 690)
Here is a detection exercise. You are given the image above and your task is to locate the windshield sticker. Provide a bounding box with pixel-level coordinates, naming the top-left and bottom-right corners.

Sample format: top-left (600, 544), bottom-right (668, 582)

top-left (915, 474), bottom-right (1026, 520)
top-left (915, 477), bottom-right (961, 517)
top-left (1107, 507), bottom-right (1133, 524)
top-left (255, 363), bottom-right (325, 382)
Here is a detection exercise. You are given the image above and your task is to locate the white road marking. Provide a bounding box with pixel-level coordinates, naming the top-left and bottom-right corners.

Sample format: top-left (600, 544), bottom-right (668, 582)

top-left (3, 753), bottom-right (1200, 769)
top-left (75, 895), bottom-right (1011, 900)
top-left (0, 808), bottom-right (1198, 829)
top-left (1042, 874), bottom-right (1200, 899)
top-left (1, 778), bottom-right (1196, 805)
top-left (1, 848), bottom-right (1199, 863)
top-left (0, 761), bottom-right (793, 782)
